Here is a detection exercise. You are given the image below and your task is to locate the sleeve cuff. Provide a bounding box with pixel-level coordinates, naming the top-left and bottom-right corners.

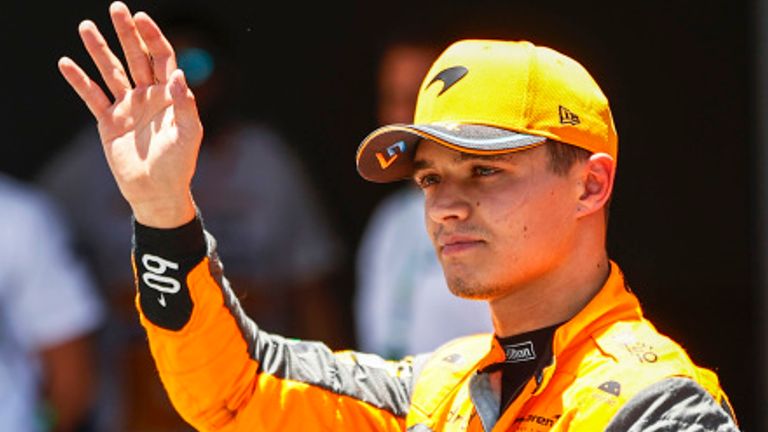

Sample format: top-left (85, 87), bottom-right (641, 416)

top-left (132, 213), bottom-right (207, 259)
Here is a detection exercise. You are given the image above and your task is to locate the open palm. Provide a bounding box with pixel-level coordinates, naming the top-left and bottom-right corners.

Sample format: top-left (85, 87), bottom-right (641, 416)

top-left (59, 1), bottom-right (202, 228)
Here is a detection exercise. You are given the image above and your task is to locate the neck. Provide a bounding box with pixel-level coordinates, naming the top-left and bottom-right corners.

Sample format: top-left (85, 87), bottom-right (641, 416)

top-left (489, 232), bottom-right (610, 338)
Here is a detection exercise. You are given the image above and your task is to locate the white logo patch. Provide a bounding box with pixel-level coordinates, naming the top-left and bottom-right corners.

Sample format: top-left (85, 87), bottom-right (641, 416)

top-left (141, 254), bottom-right (180, 308)
top-left (504, 341), bottom-right (536, 363)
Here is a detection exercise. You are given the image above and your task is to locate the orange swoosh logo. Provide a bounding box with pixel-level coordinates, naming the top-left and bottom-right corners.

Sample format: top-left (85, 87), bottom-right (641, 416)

top-left (376, 152), bottom-right (399, 169)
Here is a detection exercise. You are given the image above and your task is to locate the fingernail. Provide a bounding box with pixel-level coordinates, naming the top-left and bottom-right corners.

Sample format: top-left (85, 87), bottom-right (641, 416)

top-left (171, 70), bottom-right (187, 96)
top-left (78, 20), bottom-right (94, 32)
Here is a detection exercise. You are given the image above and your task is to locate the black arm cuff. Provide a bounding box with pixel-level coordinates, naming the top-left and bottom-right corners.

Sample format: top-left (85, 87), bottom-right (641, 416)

top-left (132, 214), bottom-right (207, 260)
top-left (132, 213), bottom-right (207, 331)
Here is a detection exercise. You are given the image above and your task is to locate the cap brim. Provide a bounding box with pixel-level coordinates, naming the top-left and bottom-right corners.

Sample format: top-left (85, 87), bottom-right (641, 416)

top-left (356, 123), bottom-right (548, 183)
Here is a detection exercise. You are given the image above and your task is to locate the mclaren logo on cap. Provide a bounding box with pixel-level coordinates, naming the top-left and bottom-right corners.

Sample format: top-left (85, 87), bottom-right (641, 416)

top-left (375, 141), bottom-right (407, 169)
top-left (426, 65), bottom-right (469, 96)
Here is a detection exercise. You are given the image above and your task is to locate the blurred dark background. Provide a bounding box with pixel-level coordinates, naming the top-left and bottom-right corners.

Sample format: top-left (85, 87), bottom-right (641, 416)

top-left (0, 0), bottom-right (760, 430)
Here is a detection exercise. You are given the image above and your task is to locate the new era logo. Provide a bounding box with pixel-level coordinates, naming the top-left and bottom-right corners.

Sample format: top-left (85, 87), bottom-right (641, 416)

top-left (504, 341), bottom-right (536, 363)
top-left (559, 105), bottom-right (581, 125)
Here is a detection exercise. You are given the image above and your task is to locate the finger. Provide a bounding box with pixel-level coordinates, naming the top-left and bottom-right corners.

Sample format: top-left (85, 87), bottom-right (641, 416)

top-left (58, 57), bottom-right (111, 118)
top-left (109, 1), bottom-right (154, 87)
top-left (78, 20), bottom-right (132, 99)
top-left (168, 70), bottom-right (201, 133)
top-left (134, 12), bottom-right (177, 84)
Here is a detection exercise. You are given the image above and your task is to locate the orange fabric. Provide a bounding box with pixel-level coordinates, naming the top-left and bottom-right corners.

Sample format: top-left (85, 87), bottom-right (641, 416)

top-left (137, 255), bottom-right (734, 431)
top-left (406, 262), bottom-right (735, 431)
top-left (236, 375), bottom-right (404, 431)
top-left (137, 258), bottom-right (404, 432)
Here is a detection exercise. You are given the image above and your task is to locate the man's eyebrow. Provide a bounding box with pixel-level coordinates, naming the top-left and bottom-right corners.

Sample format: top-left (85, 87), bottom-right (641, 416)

top-left (412, 159), bottom-right (433, 172)
top-left (456, 152), bottom-right (517, 163)
top-left (413, 152), bottom-right (519, 172)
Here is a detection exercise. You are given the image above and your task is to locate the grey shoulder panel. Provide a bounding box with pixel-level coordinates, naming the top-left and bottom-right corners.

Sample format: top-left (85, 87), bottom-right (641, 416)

top-left (205, 231), bottom-right (418, 418)
top-left (253, 332), bottom-right (417, 418)
top-left (604, 377), bottom-right (740, 432)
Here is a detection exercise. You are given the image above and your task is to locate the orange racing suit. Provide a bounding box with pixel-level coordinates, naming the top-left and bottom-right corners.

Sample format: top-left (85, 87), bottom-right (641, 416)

top-left (132, 216), bottom-right (739, 431)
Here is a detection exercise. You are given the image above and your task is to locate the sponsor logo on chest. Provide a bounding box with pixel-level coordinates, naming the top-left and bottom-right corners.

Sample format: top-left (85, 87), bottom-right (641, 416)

top-left (504, 341), bottom-right (536, 363)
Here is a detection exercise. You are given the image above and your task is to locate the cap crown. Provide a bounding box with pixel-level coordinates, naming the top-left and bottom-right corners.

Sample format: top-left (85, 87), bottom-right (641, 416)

top-left (415, 40), bottom-right (618, 159)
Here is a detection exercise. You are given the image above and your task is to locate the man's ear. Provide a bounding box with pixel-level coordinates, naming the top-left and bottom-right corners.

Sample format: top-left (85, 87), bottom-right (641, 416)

top-left (576, 153), bottom-right (616, 217)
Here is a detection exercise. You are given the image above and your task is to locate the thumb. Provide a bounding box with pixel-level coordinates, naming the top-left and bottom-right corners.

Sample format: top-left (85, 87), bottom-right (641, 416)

top-left (169, 69), bottom-right (202, 132)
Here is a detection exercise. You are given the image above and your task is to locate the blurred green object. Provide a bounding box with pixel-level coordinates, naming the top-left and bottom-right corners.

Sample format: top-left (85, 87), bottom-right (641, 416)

top-left (177, 47), bottom-right (214, 87)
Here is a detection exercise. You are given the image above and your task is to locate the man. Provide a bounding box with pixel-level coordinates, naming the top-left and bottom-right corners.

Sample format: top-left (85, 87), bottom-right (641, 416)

top-left (355, 37), bottom-right (493, 359)
top-left (58, 2), bottom-right (740, 430)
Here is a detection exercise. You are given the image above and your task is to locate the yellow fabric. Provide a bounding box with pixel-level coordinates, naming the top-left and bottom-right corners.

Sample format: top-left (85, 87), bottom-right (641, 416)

top-left (414, 40), bottom-right (617, 160)
top-left (356, 39), bottom-right (618, 183)
top-left (137, 256), bottom-right (733, 431)
top-left (407, 262), bottom-right (732, 431)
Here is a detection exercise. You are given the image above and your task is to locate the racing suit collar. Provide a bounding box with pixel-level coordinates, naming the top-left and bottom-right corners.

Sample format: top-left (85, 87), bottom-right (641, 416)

top-left (477, 261), bottom-right (643, 394)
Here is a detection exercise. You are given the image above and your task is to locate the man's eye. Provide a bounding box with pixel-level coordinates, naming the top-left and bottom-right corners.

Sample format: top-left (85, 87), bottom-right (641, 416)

top-left (415, 173), bottom-right (440, 189)
top-left (473, 166), bottom-right (499, 177)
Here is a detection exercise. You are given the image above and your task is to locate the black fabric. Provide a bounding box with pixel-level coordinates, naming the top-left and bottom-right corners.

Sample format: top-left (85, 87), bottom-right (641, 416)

top-left (491, 323), bottom-right (559, 415)
top-left (132, 214), bottom-right (207, 331)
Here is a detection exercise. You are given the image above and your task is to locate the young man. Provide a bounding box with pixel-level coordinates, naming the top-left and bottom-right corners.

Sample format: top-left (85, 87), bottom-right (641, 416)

top-left (355, 37), bottom-right (494, 359)
top-left (59, 2), bottom-right (740, 431)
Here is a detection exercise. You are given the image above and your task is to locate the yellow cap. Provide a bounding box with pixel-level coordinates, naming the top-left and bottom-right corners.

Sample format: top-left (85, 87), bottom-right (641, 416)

top-left (356, 39), bottom-right (618, 183)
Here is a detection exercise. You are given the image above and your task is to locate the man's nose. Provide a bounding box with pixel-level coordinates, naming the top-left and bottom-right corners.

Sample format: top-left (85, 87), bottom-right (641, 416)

top-left (425, 183), bottom-right (471, 224)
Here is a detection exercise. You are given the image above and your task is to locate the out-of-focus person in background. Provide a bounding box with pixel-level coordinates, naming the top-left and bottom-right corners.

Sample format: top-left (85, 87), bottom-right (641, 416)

top-left (0, 173), bottom-right (104, 432)
top-left (354, 35), bottom-right (493, 359)
top-left (38, 5), bottom-right (345, 431)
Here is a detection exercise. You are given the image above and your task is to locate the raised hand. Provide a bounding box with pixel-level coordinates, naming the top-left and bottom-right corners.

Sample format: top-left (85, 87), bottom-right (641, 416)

top-left (58, 1), bottom-right (202, 228)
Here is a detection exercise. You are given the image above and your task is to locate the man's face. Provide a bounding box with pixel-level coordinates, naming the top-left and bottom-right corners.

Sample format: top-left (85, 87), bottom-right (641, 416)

top-left (413, 140), bottom-right (582, 301)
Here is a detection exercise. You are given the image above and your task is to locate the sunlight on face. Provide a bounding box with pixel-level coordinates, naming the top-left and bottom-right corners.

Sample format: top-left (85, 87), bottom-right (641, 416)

top-left (413, 141), bottom-right (581, 300)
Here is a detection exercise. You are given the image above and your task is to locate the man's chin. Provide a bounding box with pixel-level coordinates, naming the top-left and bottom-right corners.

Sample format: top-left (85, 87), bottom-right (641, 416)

top-left (446, 276), bottom-right (501, 301)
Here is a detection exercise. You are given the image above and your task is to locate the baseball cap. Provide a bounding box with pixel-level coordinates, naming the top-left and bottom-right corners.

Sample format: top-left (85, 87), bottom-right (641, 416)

top-left (356, 39), bottom-right (618, 183)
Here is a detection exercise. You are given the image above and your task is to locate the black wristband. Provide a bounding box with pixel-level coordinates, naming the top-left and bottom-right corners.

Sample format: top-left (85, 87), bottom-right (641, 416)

top-left (132, 214), bottom-right (207, 259)
top-left (132, 214), bottom-right (207, 331)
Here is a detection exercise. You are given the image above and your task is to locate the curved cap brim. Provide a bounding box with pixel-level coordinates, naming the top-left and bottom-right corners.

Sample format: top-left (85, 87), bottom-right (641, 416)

top-left (356, 123), bottom-right (548, 183)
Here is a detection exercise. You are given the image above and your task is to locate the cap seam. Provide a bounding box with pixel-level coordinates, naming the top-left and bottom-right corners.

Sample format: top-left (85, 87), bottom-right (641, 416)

top-left (522, 42), bottom-right (536, 129)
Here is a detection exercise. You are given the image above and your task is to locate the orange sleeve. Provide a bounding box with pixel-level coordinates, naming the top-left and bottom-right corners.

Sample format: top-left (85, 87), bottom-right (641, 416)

top-left (133, 216), bottom-right (412, 432)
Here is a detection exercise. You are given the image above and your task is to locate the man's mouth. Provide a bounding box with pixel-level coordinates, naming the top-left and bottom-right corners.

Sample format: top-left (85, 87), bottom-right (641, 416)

top-left (439, 235), bottom-right (485, 256)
